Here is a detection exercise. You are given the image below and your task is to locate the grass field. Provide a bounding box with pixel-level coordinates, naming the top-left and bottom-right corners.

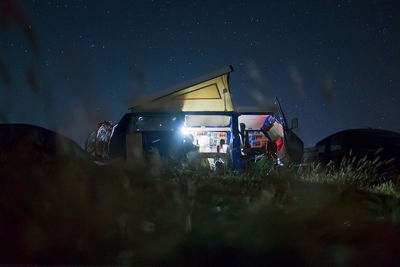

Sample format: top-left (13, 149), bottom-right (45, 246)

top-left (1, 153), bottom-right (400, 265)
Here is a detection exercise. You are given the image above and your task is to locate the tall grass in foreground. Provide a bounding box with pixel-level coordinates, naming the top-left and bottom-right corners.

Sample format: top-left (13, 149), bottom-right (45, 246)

top-left (2, 151), bottom-right (400, 265)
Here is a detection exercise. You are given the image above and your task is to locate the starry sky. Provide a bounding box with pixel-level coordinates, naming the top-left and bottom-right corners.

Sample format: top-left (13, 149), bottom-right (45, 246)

top-left (0, 0), bottom-right (399, 147)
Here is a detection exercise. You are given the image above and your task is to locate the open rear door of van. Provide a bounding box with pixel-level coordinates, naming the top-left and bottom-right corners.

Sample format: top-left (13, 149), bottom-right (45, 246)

top-left (274, 97), bottom-right (304, 164)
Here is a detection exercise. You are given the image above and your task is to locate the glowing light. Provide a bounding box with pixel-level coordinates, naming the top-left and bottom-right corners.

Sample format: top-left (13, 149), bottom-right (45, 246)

top-left (180, 126), bottom-right (190, 135)
top-left (276, 138), bottom-right (283, 150)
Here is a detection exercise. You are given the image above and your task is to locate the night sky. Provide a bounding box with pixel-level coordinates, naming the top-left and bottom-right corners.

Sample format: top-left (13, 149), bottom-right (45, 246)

top-left (1, 0), bottom-right (399, 147)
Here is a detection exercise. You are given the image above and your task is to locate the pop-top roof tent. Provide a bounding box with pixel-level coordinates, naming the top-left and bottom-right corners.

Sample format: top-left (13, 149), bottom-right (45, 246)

top-left (130, 66), bottom-right (235, 112)
top-left (129, 65), bottom-right (279, 114)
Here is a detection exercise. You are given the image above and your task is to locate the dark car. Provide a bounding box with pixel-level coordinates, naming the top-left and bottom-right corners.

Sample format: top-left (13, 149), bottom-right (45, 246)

top-left (0, 123), bottom-right (89, 166)
top-left (307, 128), bottom-right (400, 177)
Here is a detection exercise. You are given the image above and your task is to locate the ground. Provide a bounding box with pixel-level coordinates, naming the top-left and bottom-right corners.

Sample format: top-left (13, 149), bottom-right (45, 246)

top-left (1, 152), bottom-right (400, 265)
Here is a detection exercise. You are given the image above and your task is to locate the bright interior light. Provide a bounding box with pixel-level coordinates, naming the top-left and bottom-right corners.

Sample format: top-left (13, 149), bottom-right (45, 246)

top-left (180, 126), bottom-right (190, 135)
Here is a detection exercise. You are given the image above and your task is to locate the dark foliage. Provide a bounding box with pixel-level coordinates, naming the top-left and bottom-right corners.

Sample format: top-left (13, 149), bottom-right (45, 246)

top-left (1, 125), bottom-right (400, 265)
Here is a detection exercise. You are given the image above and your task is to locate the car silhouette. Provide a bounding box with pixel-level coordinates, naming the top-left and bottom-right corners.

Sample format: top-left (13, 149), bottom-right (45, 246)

top-left (0, 123), bottom-right (89, 166)
top-left (306, 128), bottom-right (400, 179)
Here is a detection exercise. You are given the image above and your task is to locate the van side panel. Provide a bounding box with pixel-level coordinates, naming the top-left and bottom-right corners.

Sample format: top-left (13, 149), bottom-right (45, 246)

top-left (126, 132), bottom-right (144, 163)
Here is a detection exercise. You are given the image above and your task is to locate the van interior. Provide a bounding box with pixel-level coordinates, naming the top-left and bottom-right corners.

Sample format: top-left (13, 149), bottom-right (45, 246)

top-left (124, 113), bottom-right (284, 169)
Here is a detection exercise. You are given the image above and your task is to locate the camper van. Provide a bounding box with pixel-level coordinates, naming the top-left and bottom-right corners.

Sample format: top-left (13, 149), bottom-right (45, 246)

top-left (109, 66), bottom-right (303, 169)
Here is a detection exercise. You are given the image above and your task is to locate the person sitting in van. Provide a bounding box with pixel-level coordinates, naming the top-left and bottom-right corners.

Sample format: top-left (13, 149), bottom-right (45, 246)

top-left (217, 139), bottom-right (226, 153)
top-left (239, 123), bottom-right (251, 154)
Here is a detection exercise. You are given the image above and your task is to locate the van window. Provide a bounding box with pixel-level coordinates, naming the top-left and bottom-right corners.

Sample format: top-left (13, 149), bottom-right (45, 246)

top-left (134, 116), bottom-right (180, 131)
